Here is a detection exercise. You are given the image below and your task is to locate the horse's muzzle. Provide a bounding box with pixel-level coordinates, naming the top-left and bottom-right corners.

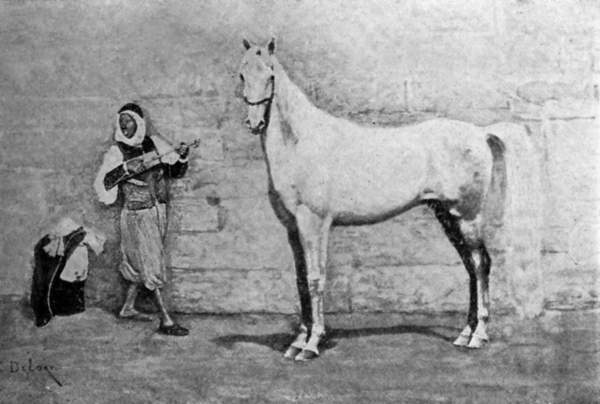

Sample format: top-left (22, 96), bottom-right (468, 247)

top-left (247, 119), bottom-right (266, 135)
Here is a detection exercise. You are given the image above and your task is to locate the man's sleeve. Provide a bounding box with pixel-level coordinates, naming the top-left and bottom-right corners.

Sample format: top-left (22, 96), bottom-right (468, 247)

top-left (94, 146), bottom-right (123, 205)
top-left (167, 158), bottom-right (188, 179)
top-left (103, 164), bottom-right (130, 189)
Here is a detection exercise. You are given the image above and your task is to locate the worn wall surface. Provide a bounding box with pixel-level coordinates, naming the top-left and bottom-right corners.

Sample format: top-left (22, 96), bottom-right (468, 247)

top-left (0, 0), bottom-right (598, 314)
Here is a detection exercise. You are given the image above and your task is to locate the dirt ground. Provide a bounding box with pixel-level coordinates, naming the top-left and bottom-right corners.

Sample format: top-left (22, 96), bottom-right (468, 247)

top-left (0, 296), bottom-right (598, 404)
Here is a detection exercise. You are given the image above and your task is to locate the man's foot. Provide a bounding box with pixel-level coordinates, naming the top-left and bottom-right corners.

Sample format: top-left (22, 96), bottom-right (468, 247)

top-left (118, 308), bottom-right (154, 322)
top-left (157, 323), bottom-right (189, 336)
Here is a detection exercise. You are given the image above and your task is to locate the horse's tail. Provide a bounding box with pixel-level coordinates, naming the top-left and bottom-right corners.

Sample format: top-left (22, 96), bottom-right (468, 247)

top-left (485, 123), bottom-right (543, 319)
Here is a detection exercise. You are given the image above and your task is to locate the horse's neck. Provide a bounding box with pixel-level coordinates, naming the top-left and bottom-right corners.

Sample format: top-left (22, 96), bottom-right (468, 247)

top-left (261, 60), bottom-right (307, 163)
top-left (263, 101), bottom-right (291, 164)
top-left (272, 59), bottom-right (318, 140)
top-left (261, 93), bottom-right (299, 197)
top-left (261, 59), bottom-right (321, 193)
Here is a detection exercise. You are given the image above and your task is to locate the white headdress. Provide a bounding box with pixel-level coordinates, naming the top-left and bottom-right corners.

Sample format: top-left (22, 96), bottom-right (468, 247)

top-left (114, 104), bottom-right (146, 147)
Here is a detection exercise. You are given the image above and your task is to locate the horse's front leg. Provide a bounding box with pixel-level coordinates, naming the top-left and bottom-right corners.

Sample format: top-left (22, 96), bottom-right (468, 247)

top-left (267, 189), bottom-right (314, 359)
top-left (293, 205), bottom-right (332, 361)
top-left (283, 223), bottom-right (313, 359)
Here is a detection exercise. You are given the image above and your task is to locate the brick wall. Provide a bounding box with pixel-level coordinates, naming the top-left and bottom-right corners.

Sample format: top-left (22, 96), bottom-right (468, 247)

top-left (0, 0), bottom-right (597, 314)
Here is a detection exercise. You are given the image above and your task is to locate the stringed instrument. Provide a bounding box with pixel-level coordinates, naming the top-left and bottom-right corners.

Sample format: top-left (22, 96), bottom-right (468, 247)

top-left (124, 137), bottom-right (202, 172)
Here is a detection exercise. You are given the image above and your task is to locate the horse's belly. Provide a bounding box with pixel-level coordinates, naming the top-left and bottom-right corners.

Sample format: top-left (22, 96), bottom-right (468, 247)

top-left (328, 171), bottom-right (423, 219)
top-left (301, 146), bottom-right (428, 220)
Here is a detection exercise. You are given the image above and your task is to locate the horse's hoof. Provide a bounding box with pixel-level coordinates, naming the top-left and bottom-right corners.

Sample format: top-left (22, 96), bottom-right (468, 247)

top-left (452, 334), bottom-right (471, 347)
top-left (294, 349), bottom-right (319, 361)
top-left (466, 334), bottom-right (488, 349)
top-left (283, 346), bottom-right (302, 360)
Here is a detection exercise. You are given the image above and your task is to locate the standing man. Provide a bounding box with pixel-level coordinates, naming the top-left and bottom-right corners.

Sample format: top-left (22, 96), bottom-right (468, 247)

top-left (94, 102), bottom-right (190, 336)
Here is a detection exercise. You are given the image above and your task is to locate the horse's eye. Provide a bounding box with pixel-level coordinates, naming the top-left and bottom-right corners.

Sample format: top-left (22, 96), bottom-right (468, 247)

top-left (239, 74), bottom-right (244, 82)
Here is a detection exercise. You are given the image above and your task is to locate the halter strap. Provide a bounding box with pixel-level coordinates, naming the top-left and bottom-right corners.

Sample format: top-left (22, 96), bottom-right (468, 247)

top-left (243, 96), bottom-right (272, 106)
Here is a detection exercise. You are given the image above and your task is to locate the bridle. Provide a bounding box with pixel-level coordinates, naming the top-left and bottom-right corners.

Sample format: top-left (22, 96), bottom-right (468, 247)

top-left (242, 75), bottom-right (275, 106)
top-left (243, 75), bottom-right (275, 134)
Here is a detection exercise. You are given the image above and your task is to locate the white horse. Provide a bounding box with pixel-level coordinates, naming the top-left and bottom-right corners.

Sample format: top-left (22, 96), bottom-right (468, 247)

top-left (239, 39), bottom-right (542, 361)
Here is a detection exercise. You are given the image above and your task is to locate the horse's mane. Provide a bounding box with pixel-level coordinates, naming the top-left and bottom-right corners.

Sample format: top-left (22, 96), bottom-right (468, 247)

top-left (271, 56), bottom-right (399, 135)
top-left (272, 57), bottom-right (322, 120)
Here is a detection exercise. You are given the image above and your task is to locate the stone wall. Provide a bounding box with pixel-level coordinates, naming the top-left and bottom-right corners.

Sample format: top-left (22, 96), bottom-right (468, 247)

top-left (0, 0), bottom-right (597, 314)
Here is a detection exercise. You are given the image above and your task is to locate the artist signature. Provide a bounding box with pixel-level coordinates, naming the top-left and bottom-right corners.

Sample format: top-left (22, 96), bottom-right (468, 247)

top-left (0, 358), bottom-right (62, 386)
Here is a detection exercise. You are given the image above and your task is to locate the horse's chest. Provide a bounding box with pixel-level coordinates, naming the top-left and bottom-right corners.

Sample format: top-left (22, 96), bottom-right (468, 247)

top-left (267, 158), bottom-right (299, 207)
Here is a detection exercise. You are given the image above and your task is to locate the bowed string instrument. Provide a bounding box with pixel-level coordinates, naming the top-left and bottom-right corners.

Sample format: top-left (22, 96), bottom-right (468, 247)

top-left (118, 136), bottom-right (202, 181)
top-left (126, 137), bottom-right (202, 169)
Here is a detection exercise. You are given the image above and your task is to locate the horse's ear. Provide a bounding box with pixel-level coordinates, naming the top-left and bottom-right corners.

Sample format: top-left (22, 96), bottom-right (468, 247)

top-left (243, 39), bottom-right (251, 50)
top-left (267, 37), bottom-right (275, 55)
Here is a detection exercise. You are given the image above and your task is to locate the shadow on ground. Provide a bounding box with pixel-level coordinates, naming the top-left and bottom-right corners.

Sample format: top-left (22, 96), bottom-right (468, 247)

top-left (2, 295), bottom-right (599, 403)
top-left (212, 324), bottom-right (459, 353)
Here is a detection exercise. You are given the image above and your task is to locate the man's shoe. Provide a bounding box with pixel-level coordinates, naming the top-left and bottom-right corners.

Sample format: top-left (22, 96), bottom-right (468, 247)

top-left (157, 323), bottom-right (189, 336)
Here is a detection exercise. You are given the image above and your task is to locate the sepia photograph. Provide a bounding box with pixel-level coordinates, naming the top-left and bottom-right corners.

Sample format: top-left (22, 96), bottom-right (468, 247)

top-left (0, 0), bottom-right (598, 402)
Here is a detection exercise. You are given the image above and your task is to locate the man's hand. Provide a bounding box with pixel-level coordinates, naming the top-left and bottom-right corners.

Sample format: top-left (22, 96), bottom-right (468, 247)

top-left (175, 142), bottom-right (190, 159)
top-left (142, 152), bottom-right (161, 168)
top-left (125, 156), bottom-right (146, 174)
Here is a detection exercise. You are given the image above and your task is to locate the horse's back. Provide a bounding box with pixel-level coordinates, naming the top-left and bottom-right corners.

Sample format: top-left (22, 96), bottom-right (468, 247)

top-left (296, 117), bottom-right (495, 221)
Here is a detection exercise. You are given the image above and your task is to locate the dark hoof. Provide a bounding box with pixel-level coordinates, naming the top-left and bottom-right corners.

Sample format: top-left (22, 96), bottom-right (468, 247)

top-left (295, 349), bottom-right (319, 361)
top-left (157, 323), bottom-right (189, 336)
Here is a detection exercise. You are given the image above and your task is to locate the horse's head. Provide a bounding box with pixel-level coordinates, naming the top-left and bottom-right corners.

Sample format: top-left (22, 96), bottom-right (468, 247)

top-left (239, 38), bottom-right (275, 135)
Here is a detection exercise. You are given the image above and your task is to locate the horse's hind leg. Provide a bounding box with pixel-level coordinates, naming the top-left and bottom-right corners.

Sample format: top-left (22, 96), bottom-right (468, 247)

top-left (468, 244), bottom-right (491, 349)
top-left (431, 203), bottom-right (489, 348)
